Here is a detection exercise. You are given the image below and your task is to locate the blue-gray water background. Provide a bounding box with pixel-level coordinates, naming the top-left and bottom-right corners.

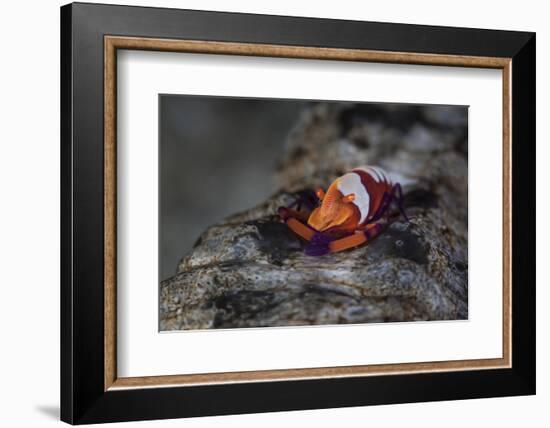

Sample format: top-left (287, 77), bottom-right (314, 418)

top-left (160, 95), bottom-right (308, 280)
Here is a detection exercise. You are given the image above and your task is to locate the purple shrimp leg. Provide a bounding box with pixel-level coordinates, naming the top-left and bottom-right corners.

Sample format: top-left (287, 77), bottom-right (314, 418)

top-left (368, 192), bottom-right (393, 223)
top-left (392, 183), bottom-right (409, 222)
top-left (368, 183), bottom-right (409, 224)
top-left (304, 232), bottom-right (338, 256)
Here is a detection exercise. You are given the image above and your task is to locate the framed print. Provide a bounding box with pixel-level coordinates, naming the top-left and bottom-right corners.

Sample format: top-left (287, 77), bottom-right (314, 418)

top-left (60, 2), bottom-right (535, 424)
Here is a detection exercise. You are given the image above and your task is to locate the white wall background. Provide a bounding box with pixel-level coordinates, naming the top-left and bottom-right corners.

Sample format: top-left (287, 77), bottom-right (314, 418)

top-left (0, 0), bottom-right (546, 426)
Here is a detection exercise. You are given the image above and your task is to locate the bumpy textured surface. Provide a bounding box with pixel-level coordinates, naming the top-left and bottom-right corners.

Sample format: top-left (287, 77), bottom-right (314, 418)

top-left (160, 103), bottom-right (468, 330)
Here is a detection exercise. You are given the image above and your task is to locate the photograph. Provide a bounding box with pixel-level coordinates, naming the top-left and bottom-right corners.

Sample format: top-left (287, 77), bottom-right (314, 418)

top-left (159, 95), bottom-right (469, 330)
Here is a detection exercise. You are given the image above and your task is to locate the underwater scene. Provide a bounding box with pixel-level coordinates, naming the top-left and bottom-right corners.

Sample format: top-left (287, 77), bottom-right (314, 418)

top-left (159, 95), bottom-right (468, 330)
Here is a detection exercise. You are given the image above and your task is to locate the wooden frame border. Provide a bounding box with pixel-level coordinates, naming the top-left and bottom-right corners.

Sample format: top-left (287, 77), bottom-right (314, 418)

top-left (104, 36), bottom-right (512, 391)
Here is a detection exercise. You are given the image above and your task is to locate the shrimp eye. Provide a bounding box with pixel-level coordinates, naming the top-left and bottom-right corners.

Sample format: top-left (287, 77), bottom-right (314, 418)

top-left (342, 194), bottom-right (355, 204)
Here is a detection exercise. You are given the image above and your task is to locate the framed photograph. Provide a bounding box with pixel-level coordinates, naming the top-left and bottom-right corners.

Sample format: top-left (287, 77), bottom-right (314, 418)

top-left (61, 2), bottom-right (535, 424)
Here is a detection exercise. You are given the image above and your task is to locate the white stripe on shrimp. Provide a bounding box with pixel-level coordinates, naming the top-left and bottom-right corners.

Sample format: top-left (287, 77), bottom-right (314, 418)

top-left (356, 165), bottom-right (381, 183)
top-left (336, 172), bottom-right (370, 224)
top-left (355, 165), bottom-right (380, 182)
top-left (356, 165), bottom-right (392, 185)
